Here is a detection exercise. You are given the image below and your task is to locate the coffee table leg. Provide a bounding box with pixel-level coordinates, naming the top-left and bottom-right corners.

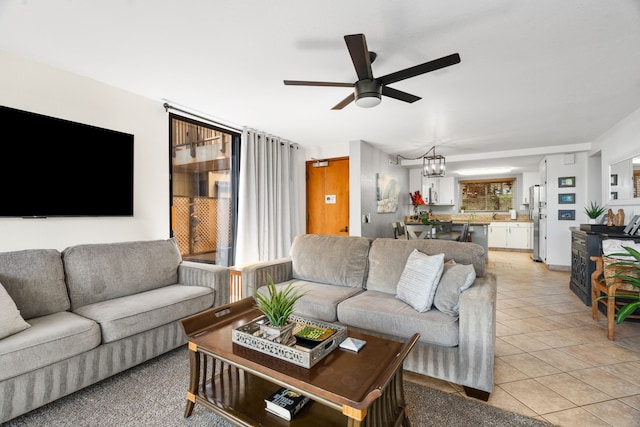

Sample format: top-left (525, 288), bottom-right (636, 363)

top-left (184, 342), bottom-right (201, 418)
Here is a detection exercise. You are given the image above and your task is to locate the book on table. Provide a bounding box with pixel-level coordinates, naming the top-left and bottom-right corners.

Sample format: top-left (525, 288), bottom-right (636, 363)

top-left (264, 387), bottom-right (311, 420)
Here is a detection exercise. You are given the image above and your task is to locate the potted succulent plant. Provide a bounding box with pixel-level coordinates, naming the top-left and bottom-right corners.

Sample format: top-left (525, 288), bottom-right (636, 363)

top-left (584, 201), bottom-right (606, 223)
top-left (253, 275), bottom-right (305, 345)
top-left (602, 246), bottom-right (640, 324)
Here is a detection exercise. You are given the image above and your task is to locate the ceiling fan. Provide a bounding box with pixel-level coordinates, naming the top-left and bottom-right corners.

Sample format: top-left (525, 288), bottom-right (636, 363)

top-left (284, 33), bottom-right (461, 110)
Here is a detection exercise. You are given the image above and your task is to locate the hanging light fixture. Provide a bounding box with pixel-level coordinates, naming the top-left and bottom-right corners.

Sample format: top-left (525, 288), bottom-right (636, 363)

top-left (422, 146), bottom-right (446, 177)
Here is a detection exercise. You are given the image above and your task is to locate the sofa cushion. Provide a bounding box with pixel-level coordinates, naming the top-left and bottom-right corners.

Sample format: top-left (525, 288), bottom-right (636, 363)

top-left (0, 282), bottom-right (31, 339)
top-left (73, 284), bottom-right (214, 343)
top-left (337, 290), bottom-right (459, 347)
top-left (260, 279), bottom-right (364, 323)
top-left (434, 263), bottom-right (476, 316)
top-left (366, 238), bottom-right (485, 294)
top-left (290, 234), bottom-right (371, 288)
top-left (396, 251), bottom-right (444, 312)
top-left (0, 249), bottom-right (70, 319)
top-left (63, 238), bottom-right (183, 310)
top-left (0, 311), bottom-right (101, 381)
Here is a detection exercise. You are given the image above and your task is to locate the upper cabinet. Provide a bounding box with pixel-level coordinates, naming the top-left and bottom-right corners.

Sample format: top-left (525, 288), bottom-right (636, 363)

top-left (423, 177), bottom-right (455, 205)
top-left (521, 172), bottom-right (540, 205)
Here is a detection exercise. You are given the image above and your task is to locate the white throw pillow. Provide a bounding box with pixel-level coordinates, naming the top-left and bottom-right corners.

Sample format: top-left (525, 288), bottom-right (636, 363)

top-left (0, 281), bottom-right (31, 339)
top-left (434, 263), bottom-right (476, 316)
top-left (396, 250), bottom-right (445, 312)
top-left (602, 239), bottom-right (640, 260)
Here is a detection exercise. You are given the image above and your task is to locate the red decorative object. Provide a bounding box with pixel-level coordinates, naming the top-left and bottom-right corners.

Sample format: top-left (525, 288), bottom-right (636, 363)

top-left (410, 191), bottom-right (425, 207)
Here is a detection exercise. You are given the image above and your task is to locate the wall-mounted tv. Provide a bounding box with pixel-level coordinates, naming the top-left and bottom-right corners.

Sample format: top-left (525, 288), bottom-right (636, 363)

top-left (1, 105), bottom-right (134, 217)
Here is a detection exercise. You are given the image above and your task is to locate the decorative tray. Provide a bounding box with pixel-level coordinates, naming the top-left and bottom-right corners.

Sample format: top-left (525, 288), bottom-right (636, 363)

top-left (232, 314), bottom-right (347, 368)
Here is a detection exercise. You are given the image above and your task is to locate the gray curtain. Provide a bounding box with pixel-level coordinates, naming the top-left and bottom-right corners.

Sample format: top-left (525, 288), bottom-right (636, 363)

top-left (235, 128), bottom-right (302, 266)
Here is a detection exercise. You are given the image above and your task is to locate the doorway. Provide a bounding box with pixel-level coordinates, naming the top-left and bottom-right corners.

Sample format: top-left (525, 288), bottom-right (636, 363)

top-left (306, 157), bottom-right (349, 235)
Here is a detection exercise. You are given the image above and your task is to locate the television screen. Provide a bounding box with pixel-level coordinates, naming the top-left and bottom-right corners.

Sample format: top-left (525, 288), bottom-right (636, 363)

top-left (1, 105), bottom-right (134, 217)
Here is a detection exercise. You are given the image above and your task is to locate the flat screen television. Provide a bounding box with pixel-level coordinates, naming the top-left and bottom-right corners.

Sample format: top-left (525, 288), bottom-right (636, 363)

top-left (1, 105), bottom-right (134, 217)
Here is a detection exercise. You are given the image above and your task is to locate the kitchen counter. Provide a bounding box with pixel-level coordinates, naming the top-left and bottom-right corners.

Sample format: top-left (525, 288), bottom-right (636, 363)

top-left (405, 215), bottom-right (532, 225)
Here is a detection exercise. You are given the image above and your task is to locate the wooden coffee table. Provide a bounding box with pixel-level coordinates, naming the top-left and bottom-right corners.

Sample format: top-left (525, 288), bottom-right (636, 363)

top-left (180, 297), bottom-right (419, 426)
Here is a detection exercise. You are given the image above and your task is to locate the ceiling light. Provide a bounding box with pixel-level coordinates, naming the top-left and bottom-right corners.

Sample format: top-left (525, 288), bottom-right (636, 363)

top-left (355, 94), bottom-right (381, 108)
top-left (456, 167), bottom-right (513, 176)
top-left (422, 146), bottom-right (446, 177)
top-left (354, 79), bottom-right (382, 108)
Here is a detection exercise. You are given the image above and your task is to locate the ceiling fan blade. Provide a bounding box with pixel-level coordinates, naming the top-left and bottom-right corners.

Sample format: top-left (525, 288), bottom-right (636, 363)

top-left (344, 34), bottom-right (373, 81)
top-left (382, 86), bottom-right (421, 103)
top-left (378, 53), bottom-right (461, 85)
top-left (331, 93), bottom-right (355, 110)
top-left (284, 80), bottom-right (353, 87)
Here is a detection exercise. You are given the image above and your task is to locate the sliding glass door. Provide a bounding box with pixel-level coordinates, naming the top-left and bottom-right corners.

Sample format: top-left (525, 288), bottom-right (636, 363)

top-left (169, 114), bottom-right (239, 266)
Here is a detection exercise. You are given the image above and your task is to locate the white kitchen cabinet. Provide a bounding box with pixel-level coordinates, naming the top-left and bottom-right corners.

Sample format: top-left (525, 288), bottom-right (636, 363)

top-left (422, 176), bottom-right (455, 205)
top-left (521, 172), bottom-right (540, 205)
top-left (437, 177), bottom-right (455, 205)
top-left (488, 222), bottom-right (508, 247)
top-left (489, 222), bottom-right (532, 249)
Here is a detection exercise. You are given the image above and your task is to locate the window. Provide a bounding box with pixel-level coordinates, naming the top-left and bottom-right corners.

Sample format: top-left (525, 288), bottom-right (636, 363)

top-left (169, 114), bottom-right (240, 266)
top-left (460, 178), bottom-right (515, 211)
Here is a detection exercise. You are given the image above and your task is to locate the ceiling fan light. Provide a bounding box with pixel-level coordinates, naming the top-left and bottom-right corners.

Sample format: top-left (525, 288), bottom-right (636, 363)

top-left (355, 94), bottom-right (381, 108)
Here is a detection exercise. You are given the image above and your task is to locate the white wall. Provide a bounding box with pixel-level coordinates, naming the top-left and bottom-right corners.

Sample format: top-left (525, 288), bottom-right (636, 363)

top-left (593, 105), bottom-right (640, 219)
top-left (0, 50), bottom-right (169, 251)
top-left (543, 152), bottom-right (588, 268)
top-left (349, 140), bottom-right (409, 238)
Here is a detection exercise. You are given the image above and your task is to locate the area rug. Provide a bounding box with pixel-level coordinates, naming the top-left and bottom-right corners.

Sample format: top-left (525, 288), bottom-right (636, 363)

top-left (4, 346), bottom-right (551, 426)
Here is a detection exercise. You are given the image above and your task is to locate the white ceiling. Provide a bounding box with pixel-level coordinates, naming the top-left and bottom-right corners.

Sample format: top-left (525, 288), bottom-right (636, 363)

top-left (1, 1), bottom-right (640, 175)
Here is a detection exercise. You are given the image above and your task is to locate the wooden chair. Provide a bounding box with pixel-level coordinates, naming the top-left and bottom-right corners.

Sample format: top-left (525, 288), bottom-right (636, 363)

top-left (436, 220), bottom-right (453, 233)
top-left (591, 256), bottom-right (640, 340)
top-left (457, 222), bottom-right (470, 242)
top-left (391, 221), bottom-right (407, 239)
top-left (406, 224), bottom-right (432, 239)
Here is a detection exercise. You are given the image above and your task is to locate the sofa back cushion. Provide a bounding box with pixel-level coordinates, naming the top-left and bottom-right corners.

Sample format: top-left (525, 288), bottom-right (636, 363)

top-left (63, 238), bottom-right (182, 310)
top-left (290, 234), bottom-right (371, 288)
top-left (0, 249), bottom-right (70, 319)
top-left (366, 238), bottom-right (486, 294)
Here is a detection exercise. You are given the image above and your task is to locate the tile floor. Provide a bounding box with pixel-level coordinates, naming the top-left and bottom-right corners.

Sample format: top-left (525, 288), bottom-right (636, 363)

top-left (405, 250), bottom-right (640, 427)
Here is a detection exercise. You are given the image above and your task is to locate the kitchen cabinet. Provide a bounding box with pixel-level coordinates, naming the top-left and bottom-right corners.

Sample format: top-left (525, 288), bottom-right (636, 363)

top-left (521, 172), bottom-right (540, 205)
top-left (423, 177), bottom-right (455, 205)
top-left (488, 222), bottom-right (532, 249)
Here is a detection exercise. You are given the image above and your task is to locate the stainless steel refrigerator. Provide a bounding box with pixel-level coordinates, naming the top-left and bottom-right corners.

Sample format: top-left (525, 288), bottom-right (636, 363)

top-left (529, 185), bottom-right (544, 262)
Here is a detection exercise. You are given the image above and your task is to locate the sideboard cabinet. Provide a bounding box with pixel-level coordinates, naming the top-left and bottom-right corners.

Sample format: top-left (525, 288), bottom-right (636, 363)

top-left (570, 227), bottom-right (640, 306)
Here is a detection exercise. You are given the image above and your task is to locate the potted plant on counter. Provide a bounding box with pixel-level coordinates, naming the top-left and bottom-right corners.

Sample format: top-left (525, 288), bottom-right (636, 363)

top-left (584, 201), bottom-right (606, 224)
top-left (253, 275), bottom-right (305, 345)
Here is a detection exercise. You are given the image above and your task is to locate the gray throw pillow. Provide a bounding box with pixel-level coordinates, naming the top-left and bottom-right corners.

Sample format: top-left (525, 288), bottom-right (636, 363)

top-left (396, 250), bottom-right (445, 312)
top-left (434, 263), bottom-right (476, 316)
top-left (0, 281), bottom-right (31, 339)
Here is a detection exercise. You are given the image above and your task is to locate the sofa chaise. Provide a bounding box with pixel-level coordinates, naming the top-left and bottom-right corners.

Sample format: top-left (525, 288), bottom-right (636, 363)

top-left (241, 234), bottom-right (497, 400)
top-left (0, 238), bottom-right (230, 423)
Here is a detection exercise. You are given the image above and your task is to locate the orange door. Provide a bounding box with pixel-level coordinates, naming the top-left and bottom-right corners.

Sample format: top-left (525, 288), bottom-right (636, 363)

top-left (306, 157), bottom-right (349, 235)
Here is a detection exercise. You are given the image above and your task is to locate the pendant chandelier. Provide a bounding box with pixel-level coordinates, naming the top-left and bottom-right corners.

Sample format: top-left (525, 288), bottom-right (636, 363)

top-left (422, 146), bottom-right (446, 177)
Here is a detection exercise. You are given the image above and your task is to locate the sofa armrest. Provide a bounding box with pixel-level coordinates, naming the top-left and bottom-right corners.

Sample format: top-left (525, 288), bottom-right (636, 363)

top-left (239, 258), bottom-right (293, 298)
top-left (457, 272), bottom-right (497, 392)
top-left (178, 261), bottom-right (230, 307)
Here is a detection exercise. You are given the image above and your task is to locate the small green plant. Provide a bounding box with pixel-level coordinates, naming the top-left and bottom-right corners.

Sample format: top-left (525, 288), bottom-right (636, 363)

top-left (421, 216), bottom-right (438, 226)
top-left (584, 201), bottom-right (606, 219)
top-left (253, 275), bottom-right (304, 327)
top-left (602, 246), bottom-right (640, 324)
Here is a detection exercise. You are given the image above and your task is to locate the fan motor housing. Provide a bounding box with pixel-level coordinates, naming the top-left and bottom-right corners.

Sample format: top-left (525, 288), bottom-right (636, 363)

top-left (354, 79), bottom-right (382, 107)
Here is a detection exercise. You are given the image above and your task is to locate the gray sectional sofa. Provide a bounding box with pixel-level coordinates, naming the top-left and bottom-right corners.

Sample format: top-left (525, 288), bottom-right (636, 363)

top-left (241, 234), bottom-right (497, 400)
top-left (0, 238), bottom-right (229, 423)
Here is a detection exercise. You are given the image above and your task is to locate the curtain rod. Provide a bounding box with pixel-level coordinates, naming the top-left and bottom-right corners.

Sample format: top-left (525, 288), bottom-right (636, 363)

top-left (163, 102), bottom-right (242, 133)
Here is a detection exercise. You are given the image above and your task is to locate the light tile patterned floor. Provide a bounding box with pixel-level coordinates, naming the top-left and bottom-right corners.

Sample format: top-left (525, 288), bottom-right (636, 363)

top-left (405, 250), bottom-right (640, 427)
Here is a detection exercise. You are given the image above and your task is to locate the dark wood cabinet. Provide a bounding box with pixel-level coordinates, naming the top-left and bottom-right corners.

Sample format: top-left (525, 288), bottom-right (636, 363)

top-left (570, 227), bottom-right (640, 306)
